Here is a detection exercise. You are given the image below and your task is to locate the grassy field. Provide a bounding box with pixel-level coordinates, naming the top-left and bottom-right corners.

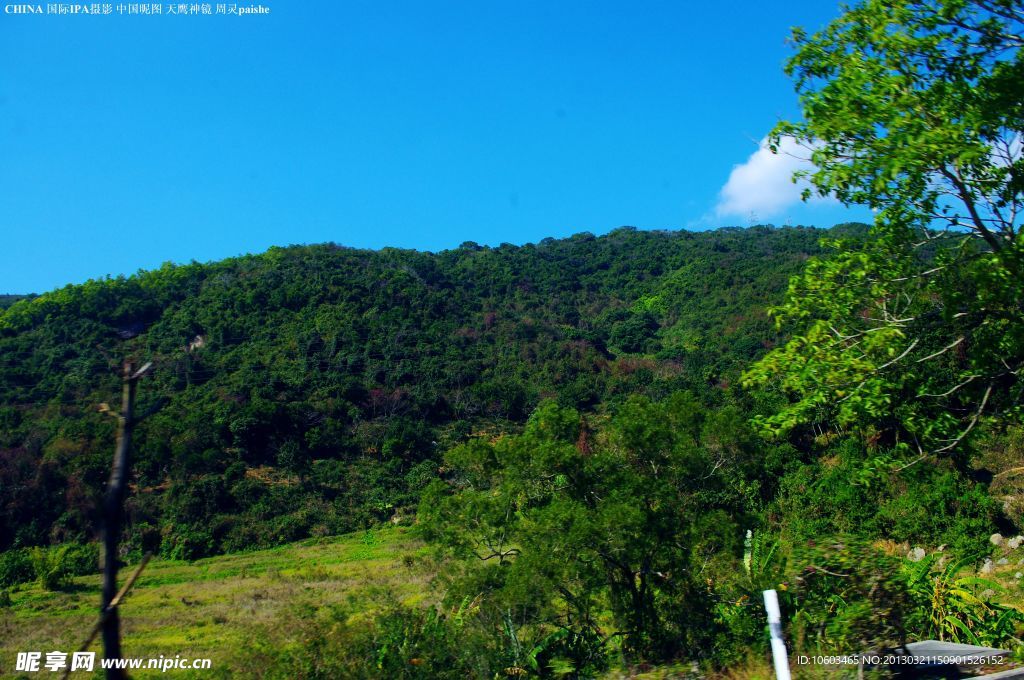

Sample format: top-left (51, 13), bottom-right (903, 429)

top-left (3, 526), bottom-right (1021, 679)
top-left (1, 527), bottom-right (433, 678)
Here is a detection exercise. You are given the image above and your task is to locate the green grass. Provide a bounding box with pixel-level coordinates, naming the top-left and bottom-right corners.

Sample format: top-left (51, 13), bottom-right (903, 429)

top-left (0, 527), bottom-right (433, 678)
top-left (3, 528), bottom-right (1020, 679)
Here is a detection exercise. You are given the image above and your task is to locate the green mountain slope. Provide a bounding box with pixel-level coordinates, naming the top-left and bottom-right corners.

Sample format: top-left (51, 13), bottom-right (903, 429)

top-left (0, 225), bottom-right (843, 558)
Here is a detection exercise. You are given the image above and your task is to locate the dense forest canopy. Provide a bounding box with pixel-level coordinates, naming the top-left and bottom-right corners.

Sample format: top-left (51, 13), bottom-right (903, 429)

top-left (0, 225), bottom-right (837, 557)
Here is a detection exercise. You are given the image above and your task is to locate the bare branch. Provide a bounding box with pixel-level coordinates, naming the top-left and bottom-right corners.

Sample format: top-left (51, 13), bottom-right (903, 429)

top-left (915, 337), bottom-right (965, 364)
top-left (933, 383), bottom-right (993, 454)
top-left (876, 338), bottom-right (921, 371)
top-left (919, 374), bottom-right (978, 398)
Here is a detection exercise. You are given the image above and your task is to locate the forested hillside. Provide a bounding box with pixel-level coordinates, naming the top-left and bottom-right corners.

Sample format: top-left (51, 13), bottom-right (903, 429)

top-left (0, 225), bottom-right (836, 559)
top-left (0, 295), bottom-right (30, 311)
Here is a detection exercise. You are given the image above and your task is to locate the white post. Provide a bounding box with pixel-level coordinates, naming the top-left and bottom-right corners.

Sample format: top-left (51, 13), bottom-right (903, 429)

top-left (763, 589), bottom-right (792, 680)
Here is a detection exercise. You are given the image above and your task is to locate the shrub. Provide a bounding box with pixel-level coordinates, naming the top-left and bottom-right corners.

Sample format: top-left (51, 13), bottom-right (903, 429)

top-left (0, 543), bottom-right (97, 590)
top-left (0, 548), bottom-right (33, 588)
top-left (904, 555), bottom-right (1024, 648)
top-left (31, 545), bottom-right (72, 590)
top-left (786, 538), bottom-right (1024, 655)
top-left (160, 524), bottom-right (215, 561)
top-left (775, 440), bottom-right (999, 555)
top-left (787, 538), bottom-right (918, 653)
top-left (231, 602), bottom-right (517, 679)
top-left (61, 542), bottom-right (100, 576)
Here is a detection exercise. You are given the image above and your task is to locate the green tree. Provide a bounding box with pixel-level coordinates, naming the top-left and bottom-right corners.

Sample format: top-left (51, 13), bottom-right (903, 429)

top-left (744, 0), bottom-right (1024, 459)
top-left (419, 395), bottom-right (767, 670)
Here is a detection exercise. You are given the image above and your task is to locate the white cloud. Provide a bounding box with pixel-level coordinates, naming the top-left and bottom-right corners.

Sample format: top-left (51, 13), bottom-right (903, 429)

top-left (715, 136), bottom-right (825, 220)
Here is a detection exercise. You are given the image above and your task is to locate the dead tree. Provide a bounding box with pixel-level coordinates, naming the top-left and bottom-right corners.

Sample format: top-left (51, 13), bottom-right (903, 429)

top-left (99, 360), bottom-right (152, 679)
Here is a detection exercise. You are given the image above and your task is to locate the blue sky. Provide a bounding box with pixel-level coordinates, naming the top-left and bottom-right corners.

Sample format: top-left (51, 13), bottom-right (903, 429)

top-left (0, 1), bottom-right (871, 294)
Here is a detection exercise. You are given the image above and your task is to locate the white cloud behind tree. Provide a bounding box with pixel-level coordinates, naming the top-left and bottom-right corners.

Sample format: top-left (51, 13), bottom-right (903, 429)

top-left (715, 136), bottom-right (830, 220)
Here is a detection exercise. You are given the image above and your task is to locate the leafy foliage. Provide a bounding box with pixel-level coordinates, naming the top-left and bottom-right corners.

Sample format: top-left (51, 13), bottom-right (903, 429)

top-left (424, 396), bottom-right (821, 670)
top-left (0, 226), bottom-right (829, 557)
top-left (904, 553), bottom-right (1022, 646)
top-left (0, 542), bottom-right (99, 590)
top-left (745, 0), bottom-right (1024, 460)
top-left (788, 539), bottom-right (1023, 653)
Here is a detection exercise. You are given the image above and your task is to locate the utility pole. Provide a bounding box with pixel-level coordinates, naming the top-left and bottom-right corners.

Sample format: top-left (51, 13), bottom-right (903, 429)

top-left (99, 360), bottom-right (151, 679)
